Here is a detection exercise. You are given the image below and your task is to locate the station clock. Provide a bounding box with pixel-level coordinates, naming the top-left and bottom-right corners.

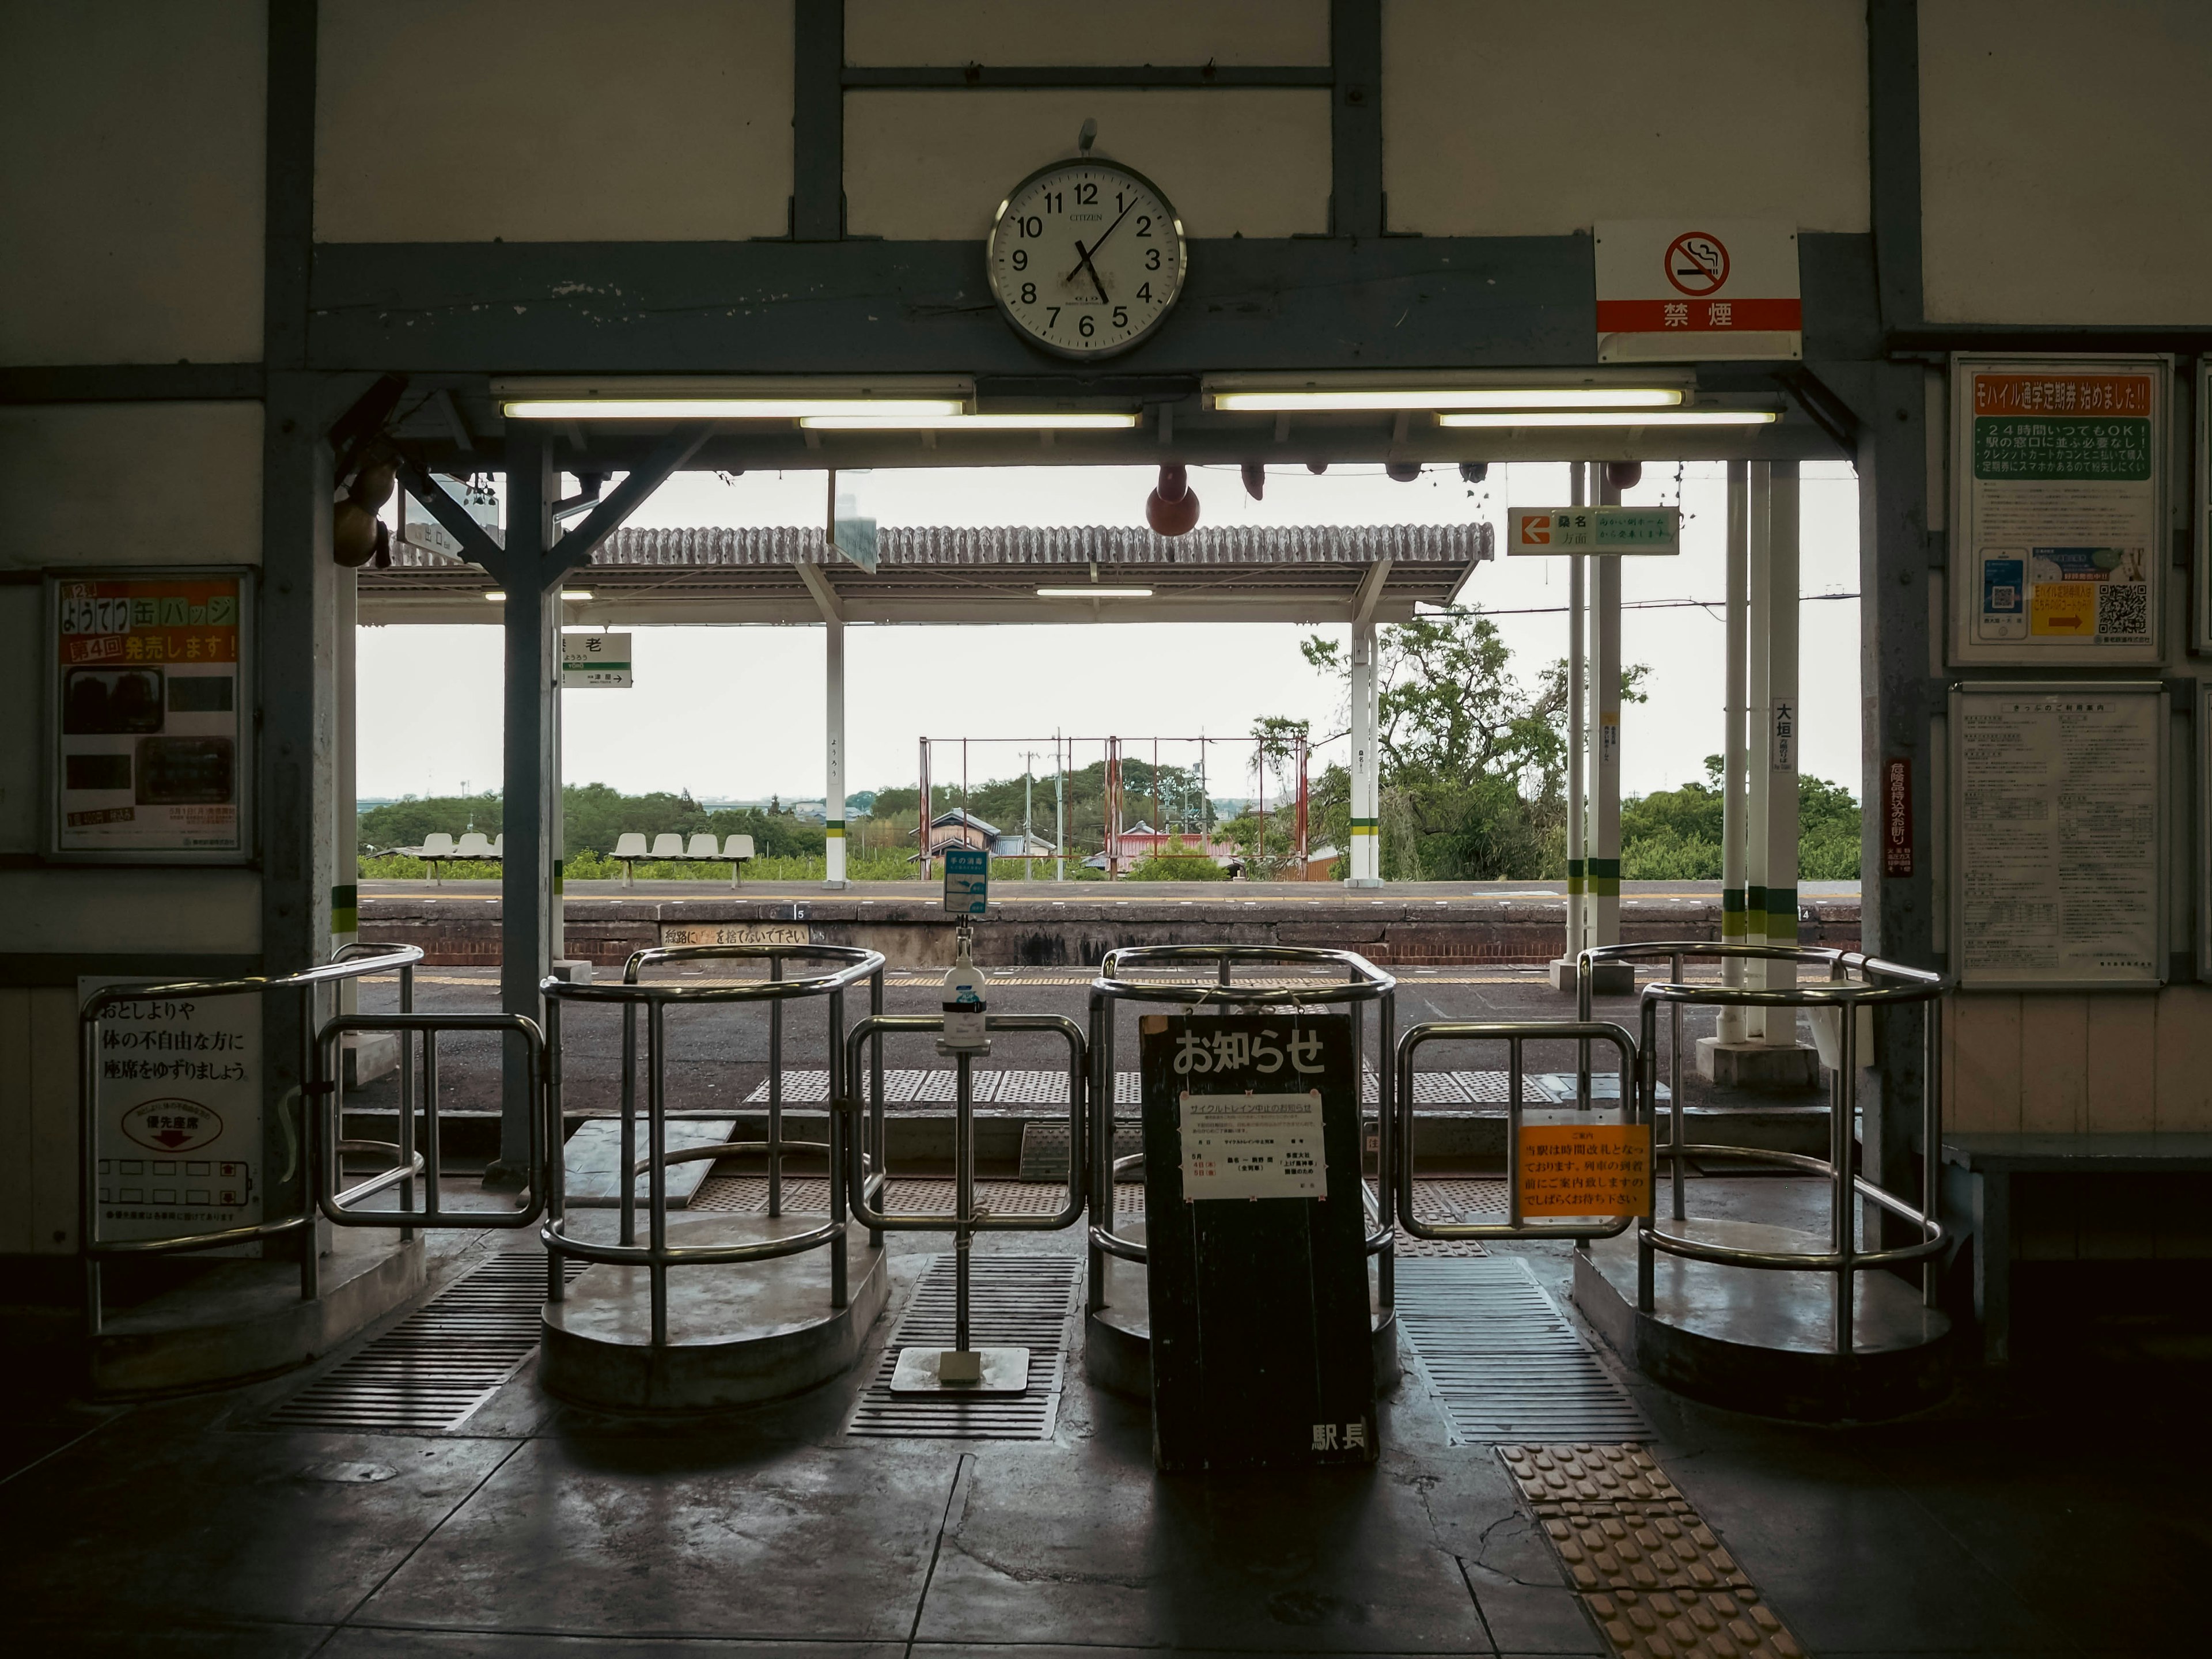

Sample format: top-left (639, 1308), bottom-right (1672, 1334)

top-left (986, 158), bottom-right (1187, 359)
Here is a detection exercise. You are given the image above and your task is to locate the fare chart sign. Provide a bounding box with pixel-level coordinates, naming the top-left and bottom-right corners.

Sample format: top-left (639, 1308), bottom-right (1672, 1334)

top-left (1594, 220), bottom-right (1801, 362)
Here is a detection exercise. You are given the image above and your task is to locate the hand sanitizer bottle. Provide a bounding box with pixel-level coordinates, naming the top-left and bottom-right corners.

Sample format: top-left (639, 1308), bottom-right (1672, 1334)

top-left (942, 930), bottom-right (988, 1050)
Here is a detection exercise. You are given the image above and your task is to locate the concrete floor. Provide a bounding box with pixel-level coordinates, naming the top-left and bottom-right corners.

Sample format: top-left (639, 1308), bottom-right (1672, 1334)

top-left (5, 1212), bottom-right (2206, 1655)
top-left (17, 965), bottom-right (2205, 1654)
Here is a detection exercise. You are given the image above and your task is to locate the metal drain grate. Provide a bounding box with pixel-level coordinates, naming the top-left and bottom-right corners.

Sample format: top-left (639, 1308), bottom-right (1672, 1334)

top-left (846, 1255), bottom-right (1079, 1441)
top-left (1397, 1256), bottom-right (1651, 1443)
top-left (263, 1253), bottom-right (579, 1434)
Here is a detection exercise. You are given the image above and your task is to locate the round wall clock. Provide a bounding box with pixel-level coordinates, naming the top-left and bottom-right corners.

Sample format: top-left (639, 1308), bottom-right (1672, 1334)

top-left (986, 158), bottom-right (1187, 359)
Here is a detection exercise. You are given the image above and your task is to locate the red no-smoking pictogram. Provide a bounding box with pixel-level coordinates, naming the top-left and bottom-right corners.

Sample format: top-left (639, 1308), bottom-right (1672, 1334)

top-left (1664, 232), bottom-right (1729, 297)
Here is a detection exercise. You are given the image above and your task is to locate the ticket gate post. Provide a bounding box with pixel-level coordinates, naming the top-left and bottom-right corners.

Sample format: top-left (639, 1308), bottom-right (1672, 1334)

top-left (838, 1011), bottom-right (1088, 1393)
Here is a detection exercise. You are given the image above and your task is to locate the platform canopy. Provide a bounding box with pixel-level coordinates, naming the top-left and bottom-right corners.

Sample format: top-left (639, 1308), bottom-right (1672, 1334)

top-left (358, 520), bottom-right (1491, 626)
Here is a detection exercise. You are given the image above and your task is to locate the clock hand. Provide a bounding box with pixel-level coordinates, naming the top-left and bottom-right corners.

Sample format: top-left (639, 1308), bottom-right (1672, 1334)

top-left (1070, 238), bottom-right (1112, 304)
top-left (1063, 196), bottom-right (1138, 285)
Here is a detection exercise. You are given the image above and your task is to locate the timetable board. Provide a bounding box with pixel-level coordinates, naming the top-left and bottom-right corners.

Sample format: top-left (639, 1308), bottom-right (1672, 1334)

top-left (1949, 682), bottom-right (2166, 989)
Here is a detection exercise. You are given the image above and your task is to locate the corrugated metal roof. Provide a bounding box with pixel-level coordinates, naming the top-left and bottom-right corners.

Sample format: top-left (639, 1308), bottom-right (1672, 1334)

top-left (385, 521), bottom-right (1490, 571)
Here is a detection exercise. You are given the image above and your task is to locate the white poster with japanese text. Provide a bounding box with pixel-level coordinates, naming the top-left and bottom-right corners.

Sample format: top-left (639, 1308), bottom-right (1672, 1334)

top-left (82, 979), bottom-right (264, 1244)
top-left (1950, 355), bottom-right (2166, 665)
top-left (1950, 684), bottom-right (2165, 988)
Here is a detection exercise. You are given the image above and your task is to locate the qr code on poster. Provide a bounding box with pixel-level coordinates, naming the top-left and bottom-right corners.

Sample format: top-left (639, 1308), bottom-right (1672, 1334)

top-left (2097, 582), bottom-right (2149, 638)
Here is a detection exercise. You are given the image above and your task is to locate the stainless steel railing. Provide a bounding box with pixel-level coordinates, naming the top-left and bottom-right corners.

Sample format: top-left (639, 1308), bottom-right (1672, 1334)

top-left (1084, 945), bottom-right (1397, 1313)
top-left (538, 944), bottom-right (886, 1346)
top-left (1577, 941), bottom-right (1949, 1354)
top-left (78, 942), bottom-right (427, 1337)
top-left (1392, 1020), bottom-right (1646, 1242)
top-left (838, 1013), bottom-right (1088, 1357)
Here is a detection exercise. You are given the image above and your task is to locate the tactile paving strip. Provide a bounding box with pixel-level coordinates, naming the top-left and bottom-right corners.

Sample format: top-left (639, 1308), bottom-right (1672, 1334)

top-left (1500, 1444), bottom-right (1805, 1659)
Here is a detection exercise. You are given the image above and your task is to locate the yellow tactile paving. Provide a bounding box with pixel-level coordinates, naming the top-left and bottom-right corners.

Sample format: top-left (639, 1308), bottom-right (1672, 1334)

top-left (1501, 1444), bottom-right (1805, 1659)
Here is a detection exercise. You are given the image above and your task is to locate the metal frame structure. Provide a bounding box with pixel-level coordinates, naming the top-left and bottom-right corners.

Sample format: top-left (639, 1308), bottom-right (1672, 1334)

top-left (1578, 941), bottom-right (1949, 1354)
top-left (77, 942), bottom-right (430, 1336)
top-left (838, 1013), bottom-right (1088, 1363)
top-left (1083, 945), bottom-right (1397, 1314)
top-left (1392, 1020), bottom-right (1645, 1243)
top-left (538, 942), bottom-right (885, 1346)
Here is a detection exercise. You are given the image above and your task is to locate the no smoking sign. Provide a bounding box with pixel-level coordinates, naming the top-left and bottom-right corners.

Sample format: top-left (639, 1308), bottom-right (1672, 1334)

top-left (1594, 219), bottom-right (1800, 362)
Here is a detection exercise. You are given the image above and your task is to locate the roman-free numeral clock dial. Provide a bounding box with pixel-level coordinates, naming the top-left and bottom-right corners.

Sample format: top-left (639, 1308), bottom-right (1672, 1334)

top-left (986, 159), bottom-right (1187, 358)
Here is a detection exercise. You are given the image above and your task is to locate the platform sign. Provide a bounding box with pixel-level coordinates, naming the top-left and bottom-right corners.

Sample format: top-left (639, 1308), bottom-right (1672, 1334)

top-left (1139, 1013), bottom-right (1375, 1472)
top-left (1507, 506), bottom-right (1679, 555)
top-left (1517, 1120), bottom-right (1650, 1217)
top-left (48, 570), bottom-right (252, 861)
top-left (81, 978), bottom-right (263, 1244)
top-left (1950, 354), bottom-right (2167, 666)
top-left (1949, 681), bottom-right (2166, 989)
top-left (942, 846), bottom-right (989, 915)
top-left (562, 631), bottom-right (632, 687)
top-left (1594, 220), bottom-right (1801, 362)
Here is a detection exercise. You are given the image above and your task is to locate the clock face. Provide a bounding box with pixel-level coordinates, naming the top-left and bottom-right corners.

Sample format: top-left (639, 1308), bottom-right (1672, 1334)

top-left (986, 160), bottom-right (1187, 358)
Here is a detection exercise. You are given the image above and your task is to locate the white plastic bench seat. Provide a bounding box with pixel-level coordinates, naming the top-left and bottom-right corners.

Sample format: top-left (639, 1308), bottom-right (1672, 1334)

top-left (723, 834), bottom-right (755, 859)
top-left (613, 833), bottom-right (649, 859)
top-left (685, 833), bottom-right (719, 859)
top-left (419, 832), bottom-right (456, 858)
top-left (490, 834), bottom-right (504, 857)
top-left (454, 832), bottom-right (496, 858)
top-left (649, 833), bottom-right (685, 858)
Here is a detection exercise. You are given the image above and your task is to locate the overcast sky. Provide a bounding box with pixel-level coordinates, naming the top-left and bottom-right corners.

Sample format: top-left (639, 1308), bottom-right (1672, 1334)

top-left (357, 460), bottom-right (1861, 806)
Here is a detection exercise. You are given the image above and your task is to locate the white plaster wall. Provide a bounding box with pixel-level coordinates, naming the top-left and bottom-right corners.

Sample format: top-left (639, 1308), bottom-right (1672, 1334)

top-left (846, 0), bottom-right (1329, 66)
top-left (316, 0), bottom-right (793, 241)
top-left (1921, 1), bottom-right (2212, 325)
top-left (1382, 0), bottom-right (1868, 236)
top-left (0, 1), bottom-right (266, 365)
top-left (845, 90), bottom-right (1330, 240)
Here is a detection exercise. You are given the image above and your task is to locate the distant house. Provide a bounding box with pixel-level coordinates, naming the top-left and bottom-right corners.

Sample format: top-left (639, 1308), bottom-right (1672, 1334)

top-left (919, 808), bottom-right (1056, 861)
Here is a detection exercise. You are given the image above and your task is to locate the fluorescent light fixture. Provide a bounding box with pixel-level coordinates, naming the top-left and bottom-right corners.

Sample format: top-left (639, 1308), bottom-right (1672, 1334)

top-left (486, 590), bottom-right (594, 601)
top-left (800, 412), bottom-right (1141, 431)
top-left (1036, 586), bottom-right (1153, 599)
top-left (503, 397), bottom-right (965, 421)
top-left (1437, 409), bottom-right (1779, 428)
top-left (1214, 387), bottom-right (1684, 412)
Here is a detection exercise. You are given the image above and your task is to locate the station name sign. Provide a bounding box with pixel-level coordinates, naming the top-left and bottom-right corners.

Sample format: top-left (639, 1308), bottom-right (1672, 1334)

top-left (1506, 506), bottom-right (1680, 555)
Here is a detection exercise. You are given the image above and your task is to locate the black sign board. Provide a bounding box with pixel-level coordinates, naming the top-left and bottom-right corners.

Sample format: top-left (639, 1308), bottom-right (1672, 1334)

top-left (1138, 1012), bottom-right (1377, 1472)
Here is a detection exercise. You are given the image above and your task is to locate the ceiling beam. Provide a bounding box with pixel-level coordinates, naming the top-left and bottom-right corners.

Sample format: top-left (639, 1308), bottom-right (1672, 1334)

top-left (1351, 557), bottom-right (1393, 626)
top-left (796, 560), bottom-right (844, 623)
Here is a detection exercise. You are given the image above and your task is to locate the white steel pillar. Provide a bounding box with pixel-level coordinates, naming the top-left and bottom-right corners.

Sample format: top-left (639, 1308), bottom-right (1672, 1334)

top-left (1592, 469), bottom-right (1623, 949)
top-left (1348, 619), bottom-right (1380, 885)
top-left (1762, 461), bottom-right (1801, 1041)
top-left (1565, 464), bottom-right (1588, 956)
top-left (1744, 463), bottom-right (1774, 1037)
top-left (824, 617), bottom-right (847, 888)
top-left (1718, 461), bottom-right (1751, 1043)
top-left (334, 569), bottom-right (359, 1018)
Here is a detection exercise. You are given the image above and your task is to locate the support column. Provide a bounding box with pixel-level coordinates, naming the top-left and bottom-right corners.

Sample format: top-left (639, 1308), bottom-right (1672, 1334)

top-left (334, 566), bottom-right (359, 978)
top-left (1744, 463), bottom-right (1774, 1037)
top-left (1593, 468), bottom-right (1623, 954)
top-left (1718, 461), bottom-right (1751, 1043)
top-left (496, 427), bottom-right (557, 1183)
top-left (1553, 463), bottom-right (1588, 984)
top-left (1347, 619), bottom-right (1380, 885)
top-left (824, 617), bottom-right (847, 888)
top-left (1762, 461), bottom-right (1802, 1041)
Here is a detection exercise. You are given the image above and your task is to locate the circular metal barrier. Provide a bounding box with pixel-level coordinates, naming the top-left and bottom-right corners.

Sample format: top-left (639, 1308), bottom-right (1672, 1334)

top-left (1083, 944), bottom-right (1398, 1311)
top-left (1578, 941), bottom-right (1949, 1353)
top-left (540, 942), bottom-right (885, 1344)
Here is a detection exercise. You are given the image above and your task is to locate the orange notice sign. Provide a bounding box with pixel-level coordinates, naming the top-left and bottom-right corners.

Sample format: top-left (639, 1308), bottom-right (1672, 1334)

top-left (1517, 1123), bottom-right (1651, 1217)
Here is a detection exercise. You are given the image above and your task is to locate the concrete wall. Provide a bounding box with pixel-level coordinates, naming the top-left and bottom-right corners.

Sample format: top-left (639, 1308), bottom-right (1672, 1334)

top-left (0, 403), bottom-right (266, 1256)
top-left (315, 0), bottom-right (793, 242)
top-left (846, 0), bottom-right (1330, 66)
top-left (844, 90), bottom-right (1331, 240)
top-left (1921, 0), bottom-right (2212, 325)
top-left (1382, 0), bottom-right (1869, 236)
top-left (1945, 987), bottom-right (2212, 1134)
top-left (0, 1), bottom-right (266, 365)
